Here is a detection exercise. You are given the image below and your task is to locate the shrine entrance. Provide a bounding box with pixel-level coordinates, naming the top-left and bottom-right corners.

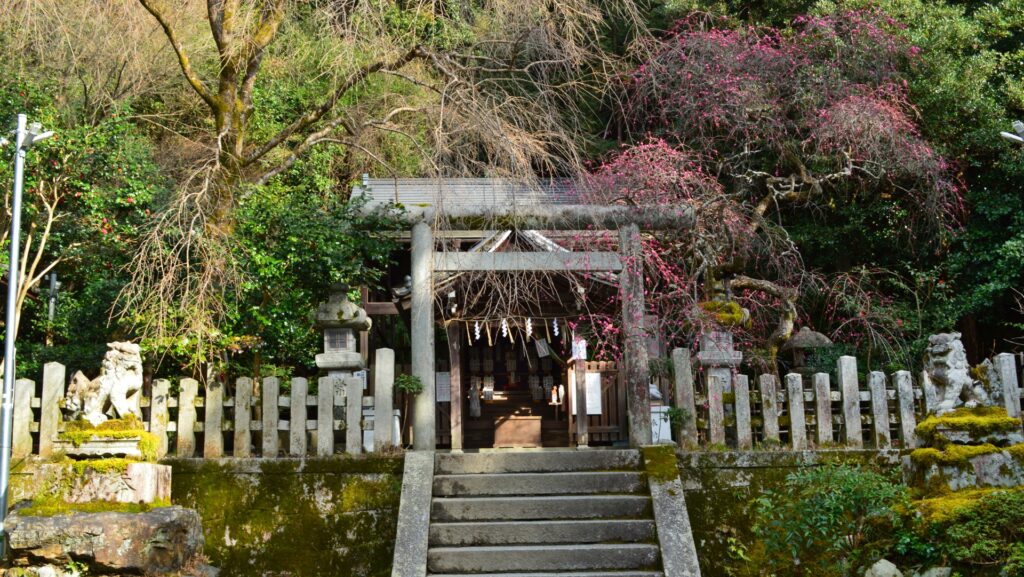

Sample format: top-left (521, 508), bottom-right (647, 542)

top-left (356, 178), bottom-right (696, 451)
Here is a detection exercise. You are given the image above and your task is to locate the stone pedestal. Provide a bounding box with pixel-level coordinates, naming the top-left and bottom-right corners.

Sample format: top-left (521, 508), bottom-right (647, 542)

top-left (21, 462), bottom-right (172, 505)
top-left (54, 437), bottom-right (144, 460)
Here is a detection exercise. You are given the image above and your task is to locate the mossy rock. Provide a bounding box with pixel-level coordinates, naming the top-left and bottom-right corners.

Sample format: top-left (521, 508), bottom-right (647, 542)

top-left (169, 456), bottom-right (403, 577)
top-left (915, 407), bottom-right (1022, 446)
top-left (641, 445), bottom-right (679, 483)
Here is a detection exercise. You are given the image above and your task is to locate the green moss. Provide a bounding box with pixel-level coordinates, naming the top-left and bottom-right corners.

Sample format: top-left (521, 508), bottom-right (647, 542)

top-left (642, 445), bottom-right (680, 483)
top-left (70, 458), bottom-right (134, 475)
top-left (699, 300), bottom-right (748, 327)
top-left (911, 443), bottom-right (1006, 467)
top-left (169, 456), bottom-right (403, 577)
top-left (915, 407), bottom-right (1022, 445)
top-left (914, 487), bottom-right (997, 523)
top-left (1008, 444), bottom-right (1024, 462)
top-left (19, 495), bottom-right (170, 517)
top-left (59, 415), bottom-right (159, 462)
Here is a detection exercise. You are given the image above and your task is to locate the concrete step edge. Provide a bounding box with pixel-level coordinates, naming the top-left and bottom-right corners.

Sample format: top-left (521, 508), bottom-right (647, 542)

top-left (427, 573), bottom-right (664, 577)
top-left (428, 519), bottom-right (658, 545)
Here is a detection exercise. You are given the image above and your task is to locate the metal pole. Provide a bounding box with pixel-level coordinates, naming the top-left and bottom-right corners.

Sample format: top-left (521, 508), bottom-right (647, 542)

top-left (0, 113), bottom-right (27, 549)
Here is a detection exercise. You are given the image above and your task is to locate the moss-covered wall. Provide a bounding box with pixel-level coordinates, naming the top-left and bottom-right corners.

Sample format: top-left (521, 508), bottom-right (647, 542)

top-left (167, 456), bottom-right (403, 577)
top-left (677, 449), bottom-right (903, 576)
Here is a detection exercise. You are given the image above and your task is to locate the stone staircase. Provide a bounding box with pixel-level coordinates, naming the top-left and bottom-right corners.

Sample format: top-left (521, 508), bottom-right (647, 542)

top-left (426, 450), bottom-right (664, 577)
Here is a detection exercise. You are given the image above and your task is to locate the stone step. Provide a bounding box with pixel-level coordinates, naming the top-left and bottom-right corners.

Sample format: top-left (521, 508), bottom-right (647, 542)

top-left (433, 471), bottom-right (646, 496)
top-left (428, 572), bottom-right (664, 577)
top-left (435, 450), bottom-right (640, 475)
top-left (427, 544), bottom-right (661, 573)
top-left (429, 519), bottom-right (657, 546)
top-left (431, 495), bottom-right (651, 522)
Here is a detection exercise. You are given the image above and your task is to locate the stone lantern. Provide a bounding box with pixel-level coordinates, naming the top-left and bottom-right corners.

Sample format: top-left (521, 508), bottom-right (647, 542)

top-left (314, 283), bottom-right (371, 379)
top-left (781, 326), bottom-right (832, 374)
top-left (696, 331), bottom-right (743, 392)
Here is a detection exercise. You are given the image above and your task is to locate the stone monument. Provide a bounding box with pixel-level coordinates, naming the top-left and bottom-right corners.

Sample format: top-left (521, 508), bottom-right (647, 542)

top-left (910, 332), bottom-right (1024, 494)
top-left (62, 341), bottom-right (144, 427)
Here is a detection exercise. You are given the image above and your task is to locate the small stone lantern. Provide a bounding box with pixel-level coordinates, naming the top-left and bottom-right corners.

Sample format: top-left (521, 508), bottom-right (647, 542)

top-left (314, 283), bottom-right (371, 378)
top-left (781, 326), bottom-right (832, 374)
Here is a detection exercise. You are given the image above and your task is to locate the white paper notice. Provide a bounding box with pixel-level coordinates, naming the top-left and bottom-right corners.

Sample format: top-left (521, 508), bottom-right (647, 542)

top-left (435, 372), bottom-right (451, 403)
top-left (570, 371), bottom-right (603, 415)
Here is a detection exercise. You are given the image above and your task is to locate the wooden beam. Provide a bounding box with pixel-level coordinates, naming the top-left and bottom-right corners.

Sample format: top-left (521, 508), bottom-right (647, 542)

top-left (365, 301), bottom-right (400, 315)
top-left (434, 251), bottom-right (622, 272)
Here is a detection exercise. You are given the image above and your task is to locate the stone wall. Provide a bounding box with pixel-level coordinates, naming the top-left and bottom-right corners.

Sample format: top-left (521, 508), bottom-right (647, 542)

top-left (677, 449), bottom-right (903, 576)
top-left (168, 456), bottom-right (403, 577)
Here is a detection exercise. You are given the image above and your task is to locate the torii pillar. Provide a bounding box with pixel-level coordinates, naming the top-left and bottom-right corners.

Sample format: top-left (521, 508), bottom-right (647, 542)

top-left (620, 223), bottom-right (652, 446)
top-left (411, 221), bottom-right (436, 450)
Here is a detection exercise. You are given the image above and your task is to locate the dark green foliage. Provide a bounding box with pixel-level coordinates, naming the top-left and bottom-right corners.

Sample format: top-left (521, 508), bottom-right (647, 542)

top-left (748, 466), bottom-right (907, 575)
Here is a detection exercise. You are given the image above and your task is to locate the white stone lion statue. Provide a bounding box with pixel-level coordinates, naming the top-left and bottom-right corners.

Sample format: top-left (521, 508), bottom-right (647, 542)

top-left (922, 332), bottom-right (989, 416)
top-left (63, 342), bottom-right (144, 426)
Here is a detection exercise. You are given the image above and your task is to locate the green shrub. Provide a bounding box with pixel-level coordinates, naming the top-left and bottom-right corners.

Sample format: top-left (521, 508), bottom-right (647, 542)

top-left (395, 374), bottom-right (424, 395)
top-left (742, 465), bottom-right (907, 576)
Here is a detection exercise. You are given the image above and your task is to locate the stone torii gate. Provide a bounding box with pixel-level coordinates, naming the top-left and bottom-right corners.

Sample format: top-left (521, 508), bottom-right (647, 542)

top-left (356, 178), bottom-right (695, 450)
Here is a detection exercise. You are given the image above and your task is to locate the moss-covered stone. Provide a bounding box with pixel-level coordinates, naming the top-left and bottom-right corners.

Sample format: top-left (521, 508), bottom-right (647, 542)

top-left (641, 445), bottom-right (679, 483)
top-left (168, 455), bottom-right (403, 577)
top-left (915, 407), bottom-right (1022, 445)
top-left (59, 415), bottom-right (160, 462)
top-left (911, 443), bottom-right (1004, 468)
top-left (913, 487), bottom-right (1022, 524)
top-left (677, 449), bottom-right (901, 577)
top-left (18, 496), bottom-right (171, 517)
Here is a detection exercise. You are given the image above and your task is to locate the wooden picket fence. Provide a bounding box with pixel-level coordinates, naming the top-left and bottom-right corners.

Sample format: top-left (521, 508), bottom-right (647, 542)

top-left (670, 350), bottom-right (1024, 450)
top-left (11, 360), bottom-right (397, 460)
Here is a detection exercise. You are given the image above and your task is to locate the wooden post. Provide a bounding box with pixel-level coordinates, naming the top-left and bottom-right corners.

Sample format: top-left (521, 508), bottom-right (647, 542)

top-left (234, 377), bottom-right (253, 458)
top-left (13, 379), bottom-right (34, 458)
top-left (150, 378), bottom-right (170, 459)
top-left (839, 356), bottom-right (863, 448)
top-left (38, 362), bottom-right (64, 458)
top-left (619, 223), bottom-right (652, 446)
top-left (289, 377), bottom-right (308, 456)
top-left (786, 374), bottom-right (807, 450)
top-left (734, 374), bottom-right (752, 450)
top-left (374, 348), bottom-right (396, 450)
top-left (995, 353), bottom-right (1021, 418)
top-left (708, 373), bottom-right (726, 446)
top-left (869, 371), bottom-right (891, 448)
top-left (672, 348), bottom-right (698, 447)
top-left (575, 363), bottom-right (589, 448)
top-left (317, 377), bottom-right (335, 456)
top-left (446, 325), bottom-right (463, 452)
top-left (177, 378), bottom-right (199, 457)
top-left (261, 377), bottom-right (280, 457)
top-left (759, 374), bottom-right (780, 444)
top-left (204, 380), bottom-right (224, 458)
top-left (894, 370), bottom-right (917, 448)
top-left (346, 377), bottom-right (363, 454)
top-left (813, 373), bottom-right (832, 446)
